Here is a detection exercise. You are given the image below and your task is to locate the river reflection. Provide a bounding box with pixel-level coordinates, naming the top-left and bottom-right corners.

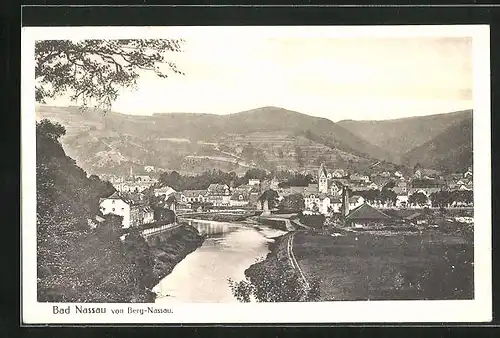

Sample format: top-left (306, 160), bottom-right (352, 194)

top-left (154, 220), bottom-right (286, 303)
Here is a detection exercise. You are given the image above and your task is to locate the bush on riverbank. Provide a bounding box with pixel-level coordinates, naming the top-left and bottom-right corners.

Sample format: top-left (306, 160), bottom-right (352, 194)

top-left (148, 224), bottom-right (205, 282)
top-left (228, 235), bottom-right (320, 302)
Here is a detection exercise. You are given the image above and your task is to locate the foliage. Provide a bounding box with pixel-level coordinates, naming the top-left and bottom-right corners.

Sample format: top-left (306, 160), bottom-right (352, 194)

top-left (277, 173), bottom-right (314, 188)
top-left (411, 179), bottom-right (440, 188)
top-left (37, 119), bottom-right (155, 302)
top-left (298, 212), bottom-right (326, 229)
top-left (383, 180), bottom-right (396, 189)
top-left (355, 188), bottom-right (396, 205)
top-left (295, 146), bottom-right (305, 166)
top-left (35, 39), bottom-right (184, 110)
top-left (408, 192), bottom-right (429, 206)
top-left (153, 208), bottom-right (176, 224)
top-left (259, 189), bottom-right (279, 209)
top-left (159, 170), bottom-right (246, 191)
top-left (228, 256), bottom-right (320, 302)
top-left (279, 194), bottom-right (305, 211)
top-left (430, 190), bottom-right (473, 208)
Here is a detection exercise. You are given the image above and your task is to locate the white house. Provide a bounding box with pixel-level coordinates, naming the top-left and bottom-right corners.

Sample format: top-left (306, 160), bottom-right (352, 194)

top-left (395, 194), bottom-right (409, 208)
top-left (181, 190), bottom-right (207, 204)
top-left (229, 192), bottom-right (250, 207)
top-left (99, 192), bottom-right (146, 228)
top-left (142, 206), bottom-right (155, 224)
top-left (350, 174), bottom-right (370, 183)
top-left (248, 179), bottom-right (261, 186)
top-left (304, 193), bottom-right (322, 212)
top-left (154, 186), bottom-right (177, 199)
top-left (348, 195), bottom-right (365, 210)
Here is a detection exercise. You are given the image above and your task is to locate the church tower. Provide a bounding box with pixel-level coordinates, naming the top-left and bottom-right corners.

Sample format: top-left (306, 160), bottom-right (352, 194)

top-left (318, 163), bottom-right (328, 193)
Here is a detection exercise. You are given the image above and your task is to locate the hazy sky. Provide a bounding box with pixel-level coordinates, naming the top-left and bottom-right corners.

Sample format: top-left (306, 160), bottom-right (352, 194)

top-left (47, 35), bottom-right (473, 122)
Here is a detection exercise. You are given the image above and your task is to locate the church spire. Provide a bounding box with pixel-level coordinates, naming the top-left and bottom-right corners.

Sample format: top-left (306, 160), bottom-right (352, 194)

top-left (318, 163), bottom-right (328, 193)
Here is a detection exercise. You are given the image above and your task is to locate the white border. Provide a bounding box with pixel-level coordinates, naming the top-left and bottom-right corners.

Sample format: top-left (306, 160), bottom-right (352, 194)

top-left (21, 25), bottom-right (492, 324)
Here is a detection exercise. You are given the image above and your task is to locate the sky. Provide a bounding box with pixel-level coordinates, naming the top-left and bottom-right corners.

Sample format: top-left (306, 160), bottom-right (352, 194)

top-left (46, 35), bottom-right (473, 122)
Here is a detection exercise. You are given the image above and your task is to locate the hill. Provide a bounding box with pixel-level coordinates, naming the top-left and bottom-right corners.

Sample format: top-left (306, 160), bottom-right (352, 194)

top-left (337, 110), bottom-right (473, 163)
top-left (401, 117), bottom-right (473, 172)
top-left (36, 105), bottom-right (393, 175)
top-left (36, 119), bottom-right (157, 302)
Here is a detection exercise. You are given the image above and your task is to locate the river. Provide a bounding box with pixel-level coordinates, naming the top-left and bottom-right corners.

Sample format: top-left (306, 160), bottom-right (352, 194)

top-left (153, 219), bottom-right (287, 303)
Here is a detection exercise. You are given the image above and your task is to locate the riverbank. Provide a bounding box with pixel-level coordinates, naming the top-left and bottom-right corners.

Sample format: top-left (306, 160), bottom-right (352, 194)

top-left (230, 232), bottom-right (319, 302)
top-left (146, 224), bottom-right (205, 300)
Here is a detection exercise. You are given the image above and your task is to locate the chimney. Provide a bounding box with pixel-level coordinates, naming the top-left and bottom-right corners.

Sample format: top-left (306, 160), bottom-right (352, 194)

top-left (341, 185), bottom-right (350, 225)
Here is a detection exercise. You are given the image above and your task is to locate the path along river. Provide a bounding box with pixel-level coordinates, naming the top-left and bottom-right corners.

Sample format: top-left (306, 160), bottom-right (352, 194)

top-left (153, 219), bottom-right (287, 303)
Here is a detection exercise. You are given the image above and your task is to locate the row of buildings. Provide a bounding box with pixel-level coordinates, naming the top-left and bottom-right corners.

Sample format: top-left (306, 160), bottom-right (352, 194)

top-left (296, 164), bottom-right (473, 216)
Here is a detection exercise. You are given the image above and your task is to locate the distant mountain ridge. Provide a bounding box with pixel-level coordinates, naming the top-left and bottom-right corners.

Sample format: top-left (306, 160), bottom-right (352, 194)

top-left (35, 105), bottom-right (391, 175)
top-left (36, 105), bottom-right (473, 175)
top-left (401, 117), bottom-right (473, 172)
top-left (337, 110), bottom-right (473, 163)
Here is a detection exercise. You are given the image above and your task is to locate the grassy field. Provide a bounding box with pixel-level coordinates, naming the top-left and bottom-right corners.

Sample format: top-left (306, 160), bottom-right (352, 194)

top-left (293, 230), bottom-right (473, 301)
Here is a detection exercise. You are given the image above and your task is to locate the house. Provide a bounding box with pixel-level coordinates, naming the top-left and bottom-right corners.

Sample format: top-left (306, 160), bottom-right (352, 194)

top-left (234, 184), bottom-right (259, 194)
top-left (116, 181), bottom-right (153, 193)
top-left (248, 179), bottom-right (261, 186)
top-left (394, 171), bottom-right (403, 178)
top-left (229, 191), bottom-right (250, 207)
top-left (380, 171), bottom-right (391, 178)
top-left (330, 196), bottom-right (343, 214)
top-left (395, 193), bottom-right (409, 208)
top-left (464, 167), bottom-right (473, 178)
top-left (205, 184), bottom-right (231, 206)
top-left (154, 186), bottom-right (177, 199)
top-left (207, 183), bottom-right (230, 195)
top-left (142, 206), bottom-right (155, 224)
top-left (304, 193), bottom-right (322, 212)
top-left (404, 212), bottom-right (428, 225)
top-left (328, 180), bottom-right (343, 196)
top-left (181, 190), bottom-right (208, 204)
top-left (349, 173), bottom-right (370, 183)
top-left (304, 193), bottom-right (336, 215)
top-left (270, 178), bottom-right (280, 189)
top-left (99, 192), bottom-right (147, 228)
top-left (348, 195), bottom-right (365, 210)
top-left (165, 194), bottom-right (178, 212)
top-left (331, 169), bottom-right (347, 178)
top-left (370, 177), bottom-right (391, 190)
top-left (135, 175), bottom-right (154, 183)
top-left (408, 187), bottom-right (441, 197)
top-left (144, 165), bottom-right (156, 173)
top-left (459, 183), bottom-right (473, 191)
top-left (344, 203), bottom-right (393, 228)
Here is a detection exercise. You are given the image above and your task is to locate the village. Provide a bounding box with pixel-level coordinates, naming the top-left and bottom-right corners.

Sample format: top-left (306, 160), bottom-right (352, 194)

top-left (96, 163), bottom-right (474, 232)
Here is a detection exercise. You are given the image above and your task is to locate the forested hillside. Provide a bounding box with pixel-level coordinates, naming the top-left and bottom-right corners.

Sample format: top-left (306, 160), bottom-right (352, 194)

top-left (36, 119), bottom-right (156, 302)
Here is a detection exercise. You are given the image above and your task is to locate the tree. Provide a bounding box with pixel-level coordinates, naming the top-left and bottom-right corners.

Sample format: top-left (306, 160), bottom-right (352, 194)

top-left (408, 192), bottom-right (429, 207)
top-left (279, 194), bottom-right (305, 211)
top-left (35, 39), bottom-right (184, 110)
top-left (259, 189), bottom-right (279, 209)
top-left (295, 146), bottom-right (305, 167)
top-left (383, 180), bottom-right (396, 190)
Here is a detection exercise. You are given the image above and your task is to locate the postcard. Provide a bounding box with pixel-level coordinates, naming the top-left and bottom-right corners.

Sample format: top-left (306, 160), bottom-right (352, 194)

top-left (21, 24), bottom-right (491, 324)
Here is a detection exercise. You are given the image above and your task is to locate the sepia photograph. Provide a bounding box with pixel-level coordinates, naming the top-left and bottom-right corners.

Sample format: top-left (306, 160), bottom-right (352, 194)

top-left (21, 25), bottom-right (491, 323)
